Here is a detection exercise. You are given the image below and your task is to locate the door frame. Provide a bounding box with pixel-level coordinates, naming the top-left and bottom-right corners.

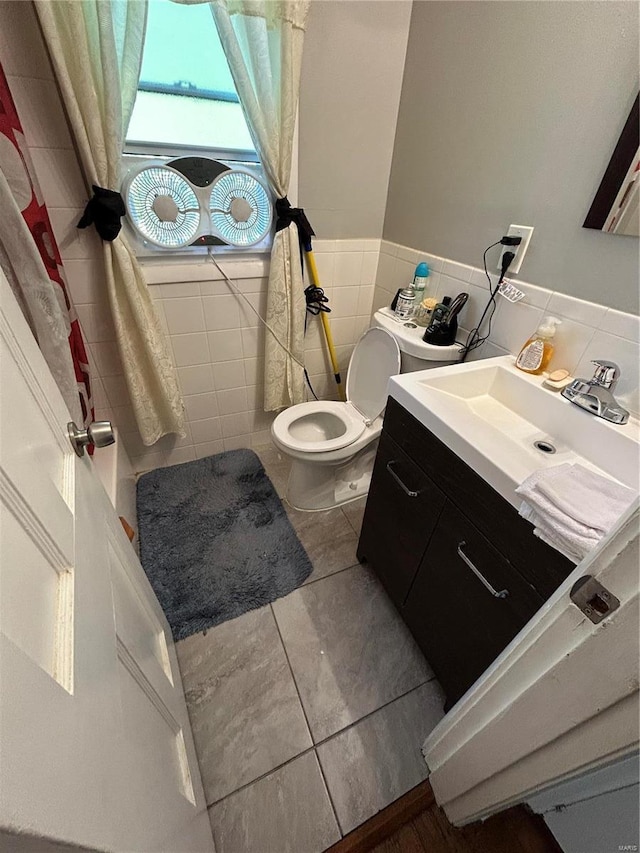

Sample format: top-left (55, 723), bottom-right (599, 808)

top-left (422, 501), bottom-right (640, 825)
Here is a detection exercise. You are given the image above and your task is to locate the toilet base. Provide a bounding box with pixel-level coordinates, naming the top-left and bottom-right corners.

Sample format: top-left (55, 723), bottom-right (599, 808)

top-left (285, 441), bottom-right (378, 512)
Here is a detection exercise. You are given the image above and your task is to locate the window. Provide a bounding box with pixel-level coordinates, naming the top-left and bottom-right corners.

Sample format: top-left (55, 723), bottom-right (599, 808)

top-left (126, 0), bottom-right (255, 159)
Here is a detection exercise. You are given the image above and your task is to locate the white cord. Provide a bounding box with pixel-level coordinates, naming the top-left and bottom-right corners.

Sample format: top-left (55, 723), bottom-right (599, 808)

top-left (206, 249), bottom-right (306, 369)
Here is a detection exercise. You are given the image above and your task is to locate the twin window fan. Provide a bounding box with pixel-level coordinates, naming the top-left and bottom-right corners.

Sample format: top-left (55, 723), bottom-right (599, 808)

top-left (122, 157), bottom-right (273, 252)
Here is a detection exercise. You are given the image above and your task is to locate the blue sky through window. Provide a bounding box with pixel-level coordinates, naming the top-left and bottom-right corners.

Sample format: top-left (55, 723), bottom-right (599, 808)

top-left (140, 1), bottom-right (235, 95)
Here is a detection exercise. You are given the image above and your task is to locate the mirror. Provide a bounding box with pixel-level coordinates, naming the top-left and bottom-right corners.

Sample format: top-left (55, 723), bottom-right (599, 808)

top-left (583, 93), bottom-right (639, 237)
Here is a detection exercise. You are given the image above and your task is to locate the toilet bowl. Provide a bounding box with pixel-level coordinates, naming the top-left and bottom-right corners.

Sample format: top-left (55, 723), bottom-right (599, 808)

top-left (271, 315), bottom-right (464, 511)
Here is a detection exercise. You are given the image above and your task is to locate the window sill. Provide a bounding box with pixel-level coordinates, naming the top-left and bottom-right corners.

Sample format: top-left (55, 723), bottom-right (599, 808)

top-left (141, 251), bottom-right (270, 285)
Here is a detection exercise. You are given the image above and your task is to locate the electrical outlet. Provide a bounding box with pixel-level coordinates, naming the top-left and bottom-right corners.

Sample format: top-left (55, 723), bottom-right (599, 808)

top-left (497, 224), bottom-right (534, 274)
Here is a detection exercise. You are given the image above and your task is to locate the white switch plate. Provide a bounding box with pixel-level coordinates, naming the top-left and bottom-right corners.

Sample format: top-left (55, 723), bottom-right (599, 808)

top-left (497, 224), bottom-right (534, 274)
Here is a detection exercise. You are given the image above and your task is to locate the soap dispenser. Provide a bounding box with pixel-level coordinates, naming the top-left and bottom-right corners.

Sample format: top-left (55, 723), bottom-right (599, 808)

top-left (516, 316), bottom-right (561, 374)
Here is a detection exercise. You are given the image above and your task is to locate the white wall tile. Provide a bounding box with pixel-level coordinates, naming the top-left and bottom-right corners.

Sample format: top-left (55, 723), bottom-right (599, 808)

top-left (29, 147), bottom-right (88, 210)
top-left (191, 417), bottom-right (223, 444)
top-left (162, 297), bottom-right (205, 335)
top-left (546, 292), bottom-right (608, 328)
top-left (374, 251), bottom-right (396, 293)
top-left (184, 392), bottom-right (219, 422)
top-left (7, 77), bottom-right (73, 149)
top-left (489, 300), bottom-right (545, 355)
top-left (208, 329), bottom-right (244, 362)
top-left (220, 412), bottom-right (251, 438)
top-left (170, 332), bottom-right (210, 366)
top-left (91, 342), bottom-right (123, 377)
top-left (545, 316), bottom-right (597, 374)
top-left (360, 252), bottom-right (379, 285)
top-left (217, 387), bottom-right (249, 416)
top-left (102, 375), bottom-right (131, 408)
top-left (313, 252), bottom-right (335, 288)
top-left (76, 303), bottom-right (116, 343)
top-left (442, 259), bottom-right (474, 282)
top-left (48, 207), bottom-right (101, 261)
top-left (195, 440), bottom-right (225, 459)
top-left (331, 286), bottom-right (359, 316)
top-left (202, 294), bottom-right (241, 330)
top-left (333, 252), bottom-right (363, 287)
top-left (243, 357), bottom-right (263, 387)
top-left (151, 281), bottom-right (200, 299)
top-left (241, 326), bottom-right (264, 359)
top-left (213, 359), bottom-right (246, 391)
top-left (63, 258), bottom-right (107, 305)
top-left (599, 308), bottom-right (640, 342)
top-left (177, 365), bottom-right (215, 396)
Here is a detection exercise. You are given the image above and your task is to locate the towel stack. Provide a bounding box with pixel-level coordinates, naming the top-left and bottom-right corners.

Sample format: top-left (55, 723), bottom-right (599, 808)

top-left (516, 463), bottom-right (636, 564)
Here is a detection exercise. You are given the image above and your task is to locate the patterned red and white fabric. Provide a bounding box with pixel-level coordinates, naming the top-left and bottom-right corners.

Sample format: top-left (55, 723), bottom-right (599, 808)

top-left (0, 61), bottom-right (93, 427)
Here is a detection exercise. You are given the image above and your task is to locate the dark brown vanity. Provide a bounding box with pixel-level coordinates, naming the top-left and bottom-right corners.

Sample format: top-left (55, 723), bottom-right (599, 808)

top-left (357, 397), bottom-right (574, 709)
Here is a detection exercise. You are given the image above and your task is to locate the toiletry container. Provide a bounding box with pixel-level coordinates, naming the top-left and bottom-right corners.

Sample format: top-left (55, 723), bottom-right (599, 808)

top-left (414, 296), bottom-right (438, 327)
top-left (516, 316), bottom-right (561, 374)
top-left (412, 262), bottom-right (430, 304)
top-left (394, 285), bottom-right (416, 321)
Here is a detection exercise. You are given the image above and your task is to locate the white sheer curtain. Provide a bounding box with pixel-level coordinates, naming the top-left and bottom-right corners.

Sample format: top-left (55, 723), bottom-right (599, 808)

top-left (35, 0), bottom-right (186, 445)
top-left (208, 0), bottom-right (310, 410)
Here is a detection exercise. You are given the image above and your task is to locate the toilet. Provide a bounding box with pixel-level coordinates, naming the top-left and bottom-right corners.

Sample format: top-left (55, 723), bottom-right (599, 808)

top-left (271, 311), bottom-right (463, 511)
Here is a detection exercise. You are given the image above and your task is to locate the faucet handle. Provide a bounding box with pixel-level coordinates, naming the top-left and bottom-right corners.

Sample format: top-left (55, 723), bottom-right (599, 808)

top-left (591, 360), bottom-right (620, 388)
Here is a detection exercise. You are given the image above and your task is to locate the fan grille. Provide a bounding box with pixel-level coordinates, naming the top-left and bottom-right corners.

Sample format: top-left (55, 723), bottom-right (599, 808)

top-left (210, 171), bottom-right (272, 246)
top-left (126, 166), bottom-right (200, 248)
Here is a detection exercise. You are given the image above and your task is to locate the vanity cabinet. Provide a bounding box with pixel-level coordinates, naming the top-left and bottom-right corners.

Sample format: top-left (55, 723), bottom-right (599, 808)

top-left (357, 397), bottom-right (573, 708)
top-left (361, 432), bottom-right (446, 607)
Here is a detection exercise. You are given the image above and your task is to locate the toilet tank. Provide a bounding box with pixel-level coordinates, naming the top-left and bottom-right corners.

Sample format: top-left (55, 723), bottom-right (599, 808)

top-left (372, 308), bottom-right (463, 373)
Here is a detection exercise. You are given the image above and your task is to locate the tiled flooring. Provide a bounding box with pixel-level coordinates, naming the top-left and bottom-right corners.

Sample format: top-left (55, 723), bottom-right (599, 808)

top-left (176, 445), bottom-right (446, 853)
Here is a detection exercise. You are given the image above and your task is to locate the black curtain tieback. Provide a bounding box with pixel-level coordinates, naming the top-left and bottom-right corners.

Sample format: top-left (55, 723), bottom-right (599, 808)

top-left (275, 196), bottom-right (315, 251)
top-left (78, 185), bottom-right (126, 242)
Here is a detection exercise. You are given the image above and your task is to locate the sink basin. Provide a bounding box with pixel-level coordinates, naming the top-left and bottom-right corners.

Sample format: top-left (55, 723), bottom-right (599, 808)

top-left (388, 356), bottom-right (639, 509)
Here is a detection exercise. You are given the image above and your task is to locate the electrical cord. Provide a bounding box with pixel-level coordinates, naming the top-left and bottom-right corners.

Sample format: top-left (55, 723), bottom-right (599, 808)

top-left (206, 249), bottom-right (319, 399)
top-left (460, 239), bottom-right (519, 361)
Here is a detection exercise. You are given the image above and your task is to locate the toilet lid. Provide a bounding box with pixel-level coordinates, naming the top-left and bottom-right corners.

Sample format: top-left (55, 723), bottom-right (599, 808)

top-left (346, 327), bottom-right (401, 422)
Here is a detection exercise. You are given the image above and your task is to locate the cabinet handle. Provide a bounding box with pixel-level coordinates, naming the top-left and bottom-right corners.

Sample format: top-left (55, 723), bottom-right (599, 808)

top-left (386, 460), bottom-right (421, 497)
top-left (457, 542), bottom-right (509, 599)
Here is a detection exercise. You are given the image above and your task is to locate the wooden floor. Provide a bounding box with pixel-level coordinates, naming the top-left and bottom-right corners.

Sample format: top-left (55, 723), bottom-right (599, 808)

top-left (327, 781), bottom-right (562, 853)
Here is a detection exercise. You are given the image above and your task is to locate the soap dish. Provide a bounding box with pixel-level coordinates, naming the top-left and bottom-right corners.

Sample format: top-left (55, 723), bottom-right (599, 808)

top-left (542, 369), bottom-right (573, 392)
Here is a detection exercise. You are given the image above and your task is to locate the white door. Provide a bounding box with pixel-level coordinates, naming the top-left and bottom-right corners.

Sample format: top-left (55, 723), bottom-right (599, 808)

top-left (0, 270), bottom-right (214, 853)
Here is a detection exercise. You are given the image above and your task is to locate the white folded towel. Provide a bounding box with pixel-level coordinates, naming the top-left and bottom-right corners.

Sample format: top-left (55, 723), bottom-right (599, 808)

top-left (519, 501), bottom-right (594, 563)
top-left (536, 464), bottom-right (636, 534)
top-left (516, 463), bottom-right (637, 563)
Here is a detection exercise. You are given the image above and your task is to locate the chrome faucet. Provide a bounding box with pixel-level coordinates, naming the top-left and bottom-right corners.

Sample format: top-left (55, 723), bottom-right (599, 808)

top-left (562, 360), bottom-right (629, 425)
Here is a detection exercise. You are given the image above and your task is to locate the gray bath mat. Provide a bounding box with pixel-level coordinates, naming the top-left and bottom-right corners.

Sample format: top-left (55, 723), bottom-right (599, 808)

top-left (137, 449), bottom-right (312, 641)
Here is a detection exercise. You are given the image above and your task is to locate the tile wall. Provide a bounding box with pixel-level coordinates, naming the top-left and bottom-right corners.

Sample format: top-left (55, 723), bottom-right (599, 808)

top-left (373, 240), bottom-right (640, 418)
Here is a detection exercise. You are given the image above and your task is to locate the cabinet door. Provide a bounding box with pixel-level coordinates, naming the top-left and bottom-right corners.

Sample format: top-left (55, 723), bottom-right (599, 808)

top-left (357, 432), bottom-right (446, 607)
top-left (403, 501), bottom-right (544, 707)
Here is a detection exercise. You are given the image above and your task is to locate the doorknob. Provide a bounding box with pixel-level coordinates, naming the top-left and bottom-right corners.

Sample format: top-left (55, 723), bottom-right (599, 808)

top-left (67, 420), bottom-right (116, 457)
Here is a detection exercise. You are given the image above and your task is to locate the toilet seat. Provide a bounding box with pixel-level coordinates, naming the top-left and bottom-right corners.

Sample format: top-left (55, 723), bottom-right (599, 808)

top-left (272, 327), bottom-right (401, 454)
top-left (273, 400), bottom-right (367, 453)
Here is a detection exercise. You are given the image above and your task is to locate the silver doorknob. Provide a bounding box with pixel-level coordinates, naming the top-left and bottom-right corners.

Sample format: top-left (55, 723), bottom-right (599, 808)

top-left (67, 420), bottom-right (116, 457)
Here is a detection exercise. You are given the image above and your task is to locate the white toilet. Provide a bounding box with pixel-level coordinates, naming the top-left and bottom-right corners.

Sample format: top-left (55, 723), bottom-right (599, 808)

top-left (271, 310), bottom-right (463, 511)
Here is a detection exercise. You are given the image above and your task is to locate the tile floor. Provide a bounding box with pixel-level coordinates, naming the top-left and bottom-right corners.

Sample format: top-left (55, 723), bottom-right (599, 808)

top-left (176, 445), bottom-right (446, 853)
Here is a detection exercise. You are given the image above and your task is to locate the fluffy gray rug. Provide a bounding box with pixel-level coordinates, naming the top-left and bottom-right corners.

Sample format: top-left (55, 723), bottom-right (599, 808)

top-left (137, 449), bottom-right (312, 641)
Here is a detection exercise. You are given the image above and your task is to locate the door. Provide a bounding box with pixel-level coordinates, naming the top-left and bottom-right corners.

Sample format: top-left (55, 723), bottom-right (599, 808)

top-left (358, 432), bottom-right (446, 607)
top-left (0, 270), bottom-right (214, 852)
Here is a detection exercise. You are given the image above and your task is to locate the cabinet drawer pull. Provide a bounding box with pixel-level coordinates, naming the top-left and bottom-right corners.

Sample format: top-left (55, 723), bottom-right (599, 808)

top-left (457, 542), bottom-right (509, 599)
top-left (386, 460), bottom-right (421, 497)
